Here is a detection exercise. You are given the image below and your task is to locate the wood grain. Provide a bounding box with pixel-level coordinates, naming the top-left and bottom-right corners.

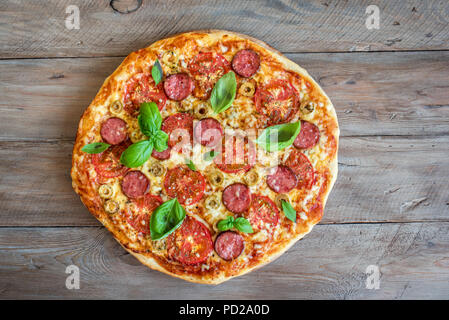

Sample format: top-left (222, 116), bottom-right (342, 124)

top-left (0, 0), bottom-right (448, 58)
top-left (1, 136), bottom-right (448, 227)
top-left (0, 223), bottom-right (448, 299)
top-left (1, 51), bottom-right (448, 141)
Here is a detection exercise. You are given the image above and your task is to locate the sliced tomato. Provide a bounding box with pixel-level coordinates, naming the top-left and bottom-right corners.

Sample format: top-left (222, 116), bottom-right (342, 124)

top-left (164, 165), bottom-right (206, 205)
top-left (214, 135), bottom-right (256, 173)
top-left (285, 149), bottom-right (315, 189)
top-left (167, 216), bottom-right (213, 265)
top-left (246, 194), bottom-right (280, 233)
top-left (161, 113), bottom-right (193, 154)
top-left (126, 195), bottom-right (163, 235)
top-left (124, 73), bottom-right (167, 114)
top-left (188, 52), bottom-right (231, 99)
top-left (254, 79), bottom-right (299, 125)
top-left (92, 141), bottom-right (130, 179)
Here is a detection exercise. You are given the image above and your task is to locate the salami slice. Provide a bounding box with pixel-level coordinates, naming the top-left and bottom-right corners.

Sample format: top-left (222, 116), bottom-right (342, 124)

top-left (167, 216), bottom-right (213, 265)
top-left (161, 113), bottom-right (193, 154)
top-left (151, 146), bottom-right (171, 160)
top-left (222, 183), bottom-right (251, 213)
top-left (285, 150), bottom-right (315, 189)
top-left (246, 194), bottom-right (279, 233)
top-left (293, 120), bottom-right (320, 149)
top-left (121, 171), bottom-right (150, 198)
top-left (163, 73), bottom-right (194, 101)
top-left (266, 165), bottom-right (297, 193)
top-left (232, 49), bottom-right (260, 78)
top-left (254, 79), bottom-right (299, 125)
top-left (193, 118), bottom-right (224, 147)
top-left (214, 231), bottom-right (244, 261)
top-left (100, 117), bottom-right (127, 145)
top-left (126, 194), bottom-right (163, 235)
top-left (164, 165), bottom-right (206, 205)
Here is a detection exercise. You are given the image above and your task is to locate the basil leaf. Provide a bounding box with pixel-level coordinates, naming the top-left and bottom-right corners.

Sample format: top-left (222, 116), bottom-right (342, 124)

top-left (152, 130), bottom-right (168, 152)
top-left (81, 142), bottom-right (110, 154)
top-left (209, 71), bottom-right (237, 113)
top-left (255, 121), bottom-right (301, 152)
top-left (185, 159), bottom-right (196, 171)
top-left (150, 198), bottom-right (186, 240)
top-left (217, 216), bottom-right (235, 231)
top-left (281, 200), bottom-right (297, 222)
top-left (203, 150), bottom-right (219, 161)
top-left (234, 217), bottom-right (254, 233)
top-left (151, 59), bottom-right (163, 85)
top-left (138, 102), bottom-right (161, 136)
top-left (120, 140), bottom-right (153, 168)
top-left (217, 216), bottom-right (253, 233)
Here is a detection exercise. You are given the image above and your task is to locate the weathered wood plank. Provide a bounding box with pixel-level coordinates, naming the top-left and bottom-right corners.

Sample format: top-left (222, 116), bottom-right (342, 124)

top-left (0, 136), bottom-right (448, 226)
top-left (1, 0), bottom-right (448, 58)
top-left (1, 51), bottom-right (448, 140)
top-left (0, 223), bottom-right (448, 299)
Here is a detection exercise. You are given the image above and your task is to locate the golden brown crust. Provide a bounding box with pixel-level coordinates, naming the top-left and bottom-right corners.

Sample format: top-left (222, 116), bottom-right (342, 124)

top-left (71, 30), bottom-right (339, 284)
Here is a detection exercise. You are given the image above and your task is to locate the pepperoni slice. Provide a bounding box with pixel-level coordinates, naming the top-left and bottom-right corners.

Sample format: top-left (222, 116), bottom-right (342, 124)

top-left (100, 117), bottom-right (128, 145)
top-left (121, 171), bottom-right (150, 198)
top-left (167, 216), bottom-right (213, 265)
top-left (126, 195), bottom-right (163, 235)
top-left (161, 113), bottom-right (193, 154)
top-left (92, 141), bottom-right (130, 179)
top-left (124, 73), bottom-right (167, 114)
top-left (193, 118), bottom-right (224, 147)
top-left (214, 135), bottom-right (256, 173)
top-left (163, 73), bottom-right (195, 101)
top-left (188, 52), bottom-right (231, 99)
top-left (246, 194), bottom-right (279, 233)
top-left (232, 49), bottom-right (260, 78)
top-left (285, 150), bottom-right (315, 189)
top-left (222, 183), bottom-right (251, 213)
top-left (151, 146), bottom-right (171, 160)
top-left (293, 120), bottom-right (320, 149)
top-left (214, 231), bottom-right (244, 261)
top-left (266, 165), bottom-right (297, 193)
top-left (164, 165), bottom-right (206, 205)
top-left (254, 79), bottom-right (299, 125)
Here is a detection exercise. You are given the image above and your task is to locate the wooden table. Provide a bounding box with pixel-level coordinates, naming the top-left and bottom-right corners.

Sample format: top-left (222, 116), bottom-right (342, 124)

top-left (1, 0), bottom-right (448, 299)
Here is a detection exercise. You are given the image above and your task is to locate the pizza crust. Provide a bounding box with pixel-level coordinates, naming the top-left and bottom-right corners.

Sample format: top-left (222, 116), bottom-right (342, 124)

top-left (71, 30), bottom-right (339, 284)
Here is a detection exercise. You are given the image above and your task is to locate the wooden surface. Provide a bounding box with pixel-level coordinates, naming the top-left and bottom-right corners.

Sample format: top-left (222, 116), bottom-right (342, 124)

top-left (0, 0), bottom-right (448, 299)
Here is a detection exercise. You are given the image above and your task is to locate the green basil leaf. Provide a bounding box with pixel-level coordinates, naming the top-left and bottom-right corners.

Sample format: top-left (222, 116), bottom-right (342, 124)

top-left (234, 217), bottom-right (254, 234)
top-left (138, 102), bottom-right (161, 137)
top-left (185, 159), bottom-right (196, 171)
top-left (120, 140), bottom-right (153, 168)
top-left (203, 150), bottom-right (219, 161)
top-left (281, 200), bottom-right (297, 222)
top-left (152, 130), bottom-right (168, 152)
top-left (151, 59), bottom-right (163, 85)
top-left (209, 71), bottom-right (237, 114)
top-left (217, 216), bottom-right (235, 231)
top-left (150, 198), bottom-right (186, 240)
top-left (255, 121), bottom-right (301, 152)
top-left (81, 142), bottom-right (110, 154)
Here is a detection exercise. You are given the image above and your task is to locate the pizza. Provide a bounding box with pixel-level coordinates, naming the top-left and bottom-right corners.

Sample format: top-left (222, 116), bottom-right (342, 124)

top-left (71, 30), bottom-right (339, 284)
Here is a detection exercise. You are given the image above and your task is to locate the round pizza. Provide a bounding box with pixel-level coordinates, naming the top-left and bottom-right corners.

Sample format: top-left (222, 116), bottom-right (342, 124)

top-left (71, 30), bottom-right (339, 284)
